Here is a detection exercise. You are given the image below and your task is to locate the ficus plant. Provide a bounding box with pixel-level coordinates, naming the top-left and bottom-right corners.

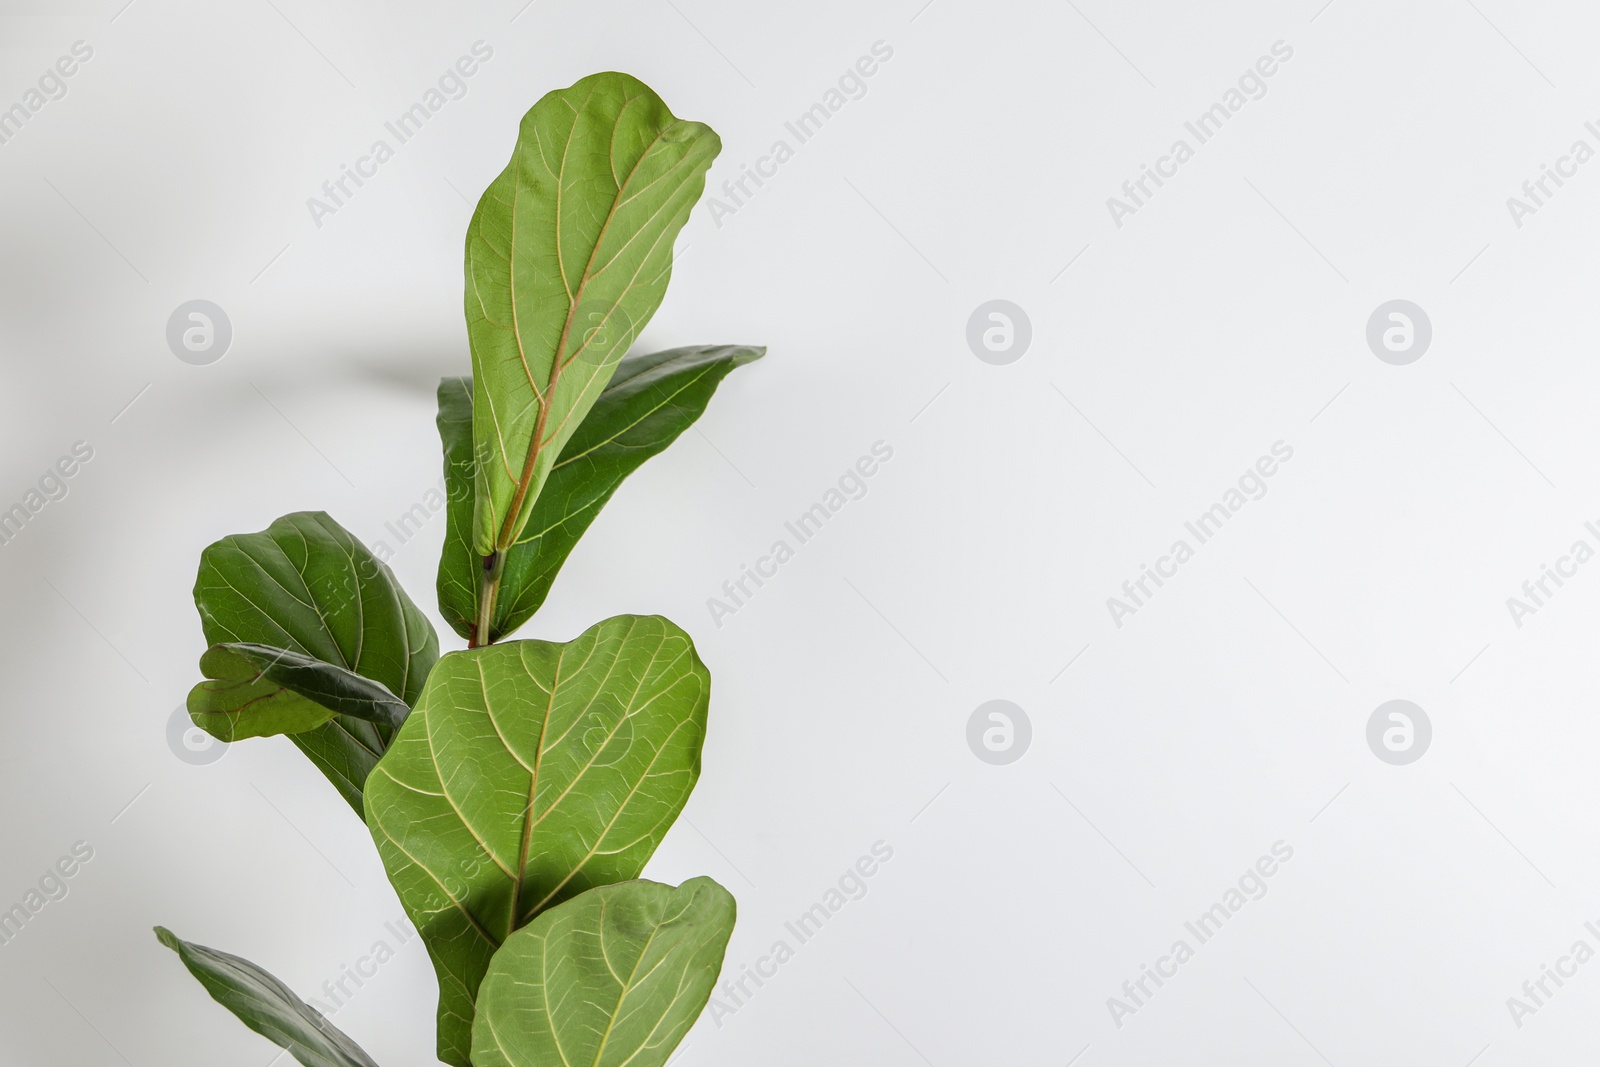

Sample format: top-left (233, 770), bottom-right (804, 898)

top-left (154, 71), bottom-right (763, 1067)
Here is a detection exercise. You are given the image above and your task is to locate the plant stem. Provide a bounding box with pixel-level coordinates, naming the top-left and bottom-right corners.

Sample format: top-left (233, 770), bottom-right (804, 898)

top-left (472, 551), bottom-right (503, 648)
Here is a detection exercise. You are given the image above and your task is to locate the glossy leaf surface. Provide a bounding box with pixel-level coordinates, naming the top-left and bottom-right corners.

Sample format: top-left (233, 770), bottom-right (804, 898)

top-left (438, 344), bottom-right (764, 642)
top-left (155, 927), bottom-right (380, 1067)
top-left (188, 642), bottom-right (409, 742)
top-left (194, 511), bottom-right (438, 813)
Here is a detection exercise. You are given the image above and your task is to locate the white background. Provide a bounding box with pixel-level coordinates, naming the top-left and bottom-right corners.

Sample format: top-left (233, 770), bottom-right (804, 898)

top-left (3, 0), bottom-right (1600, 1063)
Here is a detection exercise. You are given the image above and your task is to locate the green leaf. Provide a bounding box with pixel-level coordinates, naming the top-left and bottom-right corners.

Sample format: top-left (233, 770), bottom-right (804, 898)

top-left (436, 376), bottom-right (478, 640)
top-left (471, 878), bottom-right (735, 1067)
top-left (364, 615), bottom-right (709, 1067)
top-left (187, 646), bottom-right (332, 741)
top-left (155, 926), bottom-right (380, 1067)
top-left (465, 71), bottom-right (720, 557)
top-left (438, 344), bottom-right (765, 643)
top-left (194, 511), bottom-right (439, 814)
top-left (187, 643), bottom-right (410, 742)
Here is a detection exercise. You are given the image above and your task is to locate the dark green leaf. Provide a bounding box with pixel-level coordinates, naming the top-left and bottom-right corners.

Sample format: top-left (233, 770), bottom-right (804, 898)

top-left (187, 646), bottom-right (332, 741)
top-left (194, 511), bottom-right (438, 814)
top-left (471, 879), bottom-right (735, 1067)
top-left (187, 642), bottom-right (410, 742)
top-left (438, 344), bottom-right (765, 642)
top-left (155, 926), bottom-right (380, 1067)
top-left (436, 376), bottom-right (478, 641)
top-left (364, 615), bottom-right (709, 1067)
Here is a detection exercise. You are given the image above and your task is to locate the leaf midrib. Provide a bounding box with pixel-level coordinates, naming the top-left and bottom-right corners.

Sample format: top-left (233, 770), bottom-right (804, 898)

top-left (519, 632), bottom-right (699, 922)
top-left (589, 910), bottom-right (665, 1067)
top-left (493, 101), bottom-right (683, 552)
top-left (510, 640), bottom-right (565, 935)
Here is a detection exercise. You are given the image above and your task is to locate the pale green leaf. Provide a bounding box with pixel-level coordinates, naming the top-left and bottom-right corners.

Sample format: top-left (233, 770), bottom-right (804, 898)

top-left (364, 615), bottom-right (709, 1066)
top-left (466, 71), bottom-right (720, 556)
top-left (471, 879), bottom-right (735, 1067)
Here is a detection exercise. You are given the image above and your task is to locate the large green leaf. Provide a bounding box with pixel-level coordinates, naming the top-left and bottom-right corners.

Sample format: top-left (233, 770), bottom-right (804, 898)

top-left (364, 615), bottom-right (709, 1067)
top-left (438, 344), bottom-right (765, 643)
top-left (471, 878), bottom-right (735, 1067)
top-left (187, 643), bottom-right (410, 742)
top-left (194, 511), bottom-right (438, 814)
top-left (465, 71), bottom-right (720, 559)
top-left (155, 927), bottom-right (380, 1067)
